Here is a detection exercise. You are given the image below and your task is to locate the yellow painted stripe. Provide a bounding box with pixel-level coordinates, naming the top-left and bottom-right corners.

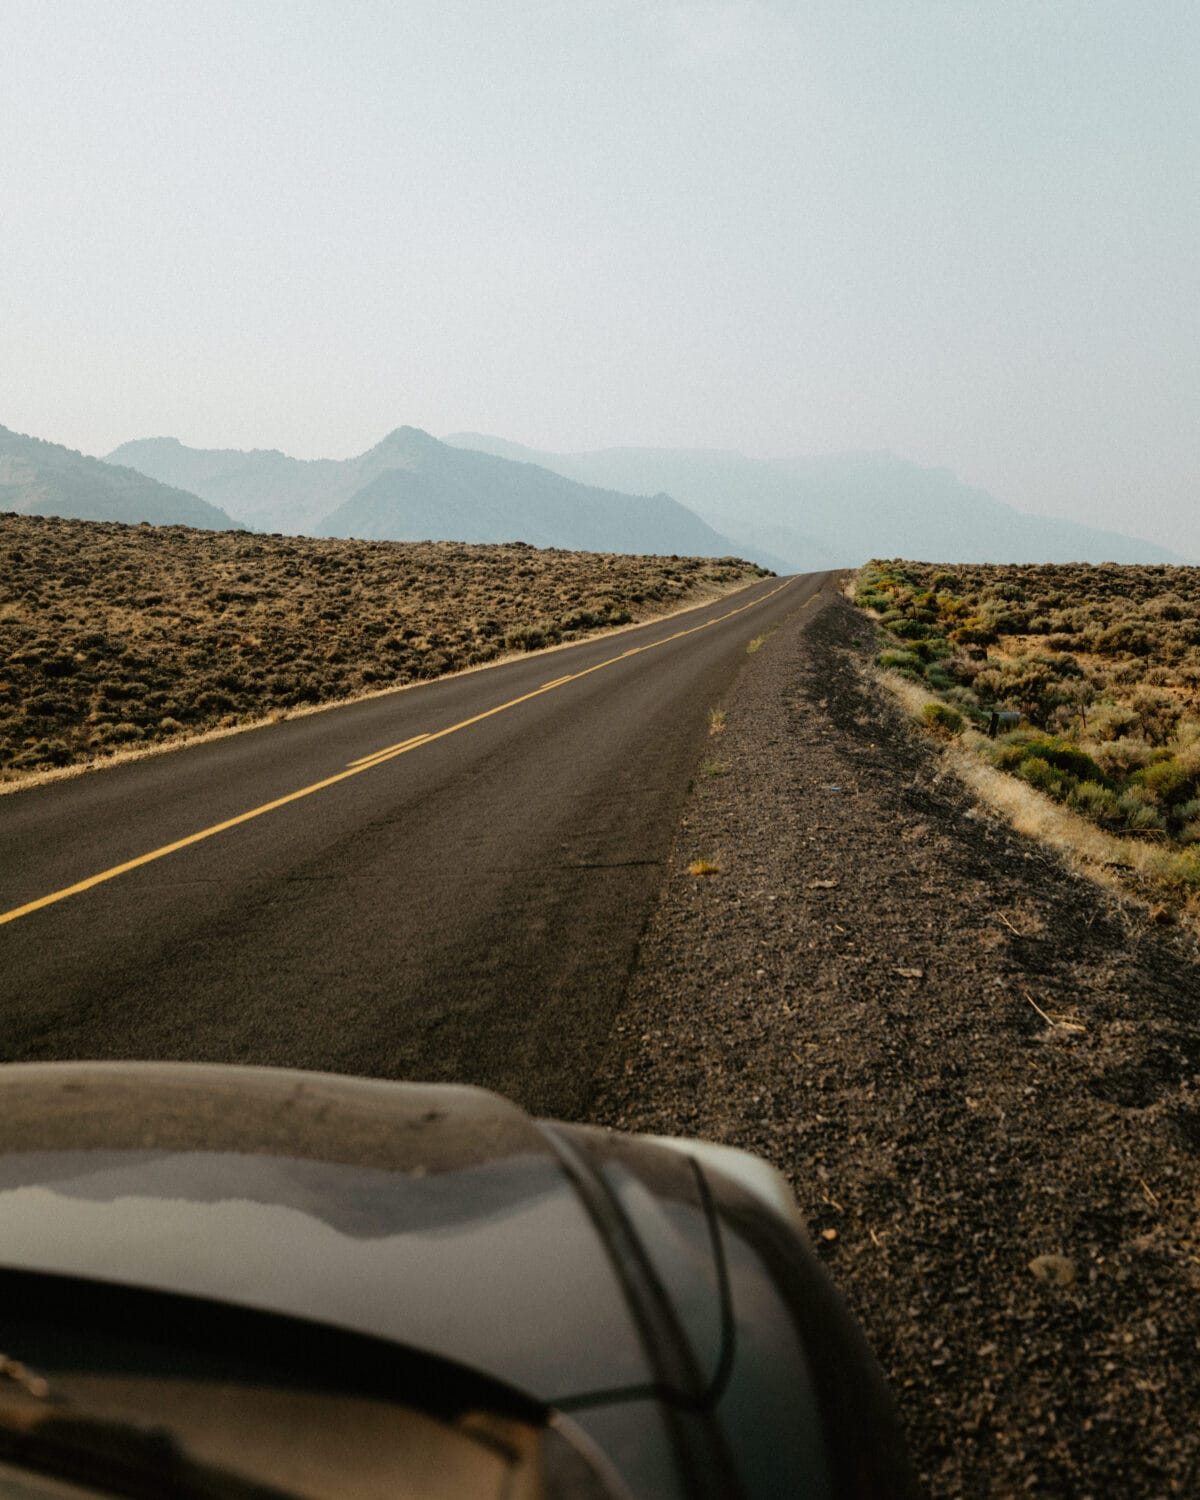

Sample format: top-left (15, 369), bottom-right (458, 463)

top-left (348, 733), bottom-right (432, 768)
top-left (1, 574), bottom-right (808, 927)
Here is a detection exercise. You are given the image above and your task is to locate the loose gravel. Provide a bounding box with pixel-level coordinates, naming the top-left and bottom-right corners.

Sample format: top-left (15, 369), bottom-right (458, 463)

top-left (589, 584), bottom-right (1200, 1498)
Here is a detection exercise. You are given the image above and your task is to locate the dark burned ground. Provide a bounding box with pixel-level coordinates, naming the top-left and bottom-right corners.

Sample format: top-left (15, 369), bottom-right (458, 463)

top-left (589, 585), bottom-right (1200, 1498)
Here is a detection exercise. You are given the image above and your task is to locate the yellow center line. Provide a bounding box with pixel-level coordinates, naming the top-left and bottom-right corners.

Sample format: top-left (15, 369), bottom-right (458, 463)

top-left (1, 574), bottom-right (806, 927)
top-left (347, 733), bottom-right (433, 768)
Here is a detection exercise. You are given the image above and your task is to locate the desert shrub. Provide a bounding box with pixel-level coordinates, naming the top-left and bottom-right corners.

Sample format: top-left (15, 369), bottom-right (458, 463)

top-left (1086, 703), bottom-right (1138, 740)
top-left (856, 558), bottom-right (1200, 872)
top-left (972, 658), bottom-right (1084, 728)
top-left (1090, 738), bottom-right (1156, 776)
top-left (1018, 738), bottom-right (1108, 784)
top-left (940, 655), bottom-right (980, 686)
top-left (978, 607), bottom-right (1026, 635)
top-left (910, 636), bottom-right (953, 662)
top-left (1094, 620), bottom-right (1152, 656)
top-left (1068, 780), bottom-right (1121, 823)
top-left (922, 702), bottom-right (964, 735)
top-left (1131, 757), bottom-right (1198, 809)
top-left (877, 650), bottom-right (924, 677)
top-left (949, 620), bottom-right (997, 647)
top-left (505, 625), bottom-right (547, 651)
top-left (1129, 690), bottom-right (1182, 745)
top-left (1169, 848), bottom-right (1200, 886)
top-left (1116, 791), bottom-right (1164, 831)
top-left (1017, 756), bottom-right (1064, 795)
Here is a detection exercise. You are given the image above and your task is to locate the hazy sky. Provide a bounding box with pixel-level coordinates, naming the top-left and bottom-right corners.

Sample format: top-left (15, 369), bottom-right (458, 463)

top-left (3, 2), bottom-right (1197, 553)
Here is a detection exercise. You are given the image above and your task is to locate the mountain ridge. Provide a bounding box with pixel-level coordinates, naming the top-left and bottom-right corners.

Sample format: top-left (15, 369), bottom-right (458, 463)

top-left (444, 433), bottom-right (1188, 568)
top-left (110, 427), bottom-right (766, 562)
top-left (0, 426), bottom-right (240, 531)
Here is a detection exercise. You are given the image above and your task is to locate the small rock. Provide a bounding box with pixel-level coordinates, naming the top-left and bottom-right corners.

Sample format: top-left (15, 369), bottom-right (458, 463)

top-left (820, 1228), bottom-right (838, 1242)
top-left (807, 878), bottom-right (839, 890)
top-left (1029, 1253), bottom-right (1076, 1287)
top-left (894, 967), bottom-right (924, 980)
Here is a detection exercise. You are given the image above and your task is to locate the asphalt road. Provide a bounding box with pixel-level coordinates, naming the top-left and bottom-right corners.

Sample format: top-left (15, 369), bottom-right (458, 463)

top-left (1, 570), bottom-right (828, 1116)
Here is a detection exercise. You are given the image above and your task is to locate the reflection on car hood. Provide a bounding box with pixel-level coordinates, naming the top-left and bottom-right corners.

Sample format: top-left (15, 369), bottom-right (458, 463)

top-left (0, 1062), bottom-right (652, 1404)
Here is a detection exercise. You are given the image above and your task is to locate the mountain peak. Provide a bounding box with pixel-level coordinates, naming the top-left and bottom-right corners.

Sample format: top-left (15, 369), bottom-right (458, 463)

top-left (366, 426), bottom-right (442, 458)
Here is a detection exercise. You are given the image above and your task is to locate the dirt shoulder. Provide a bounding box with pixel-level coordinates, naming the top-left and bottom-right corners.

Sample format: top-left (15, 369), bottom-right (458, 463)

top-left (589, 583), bottom-right (1200, 1498)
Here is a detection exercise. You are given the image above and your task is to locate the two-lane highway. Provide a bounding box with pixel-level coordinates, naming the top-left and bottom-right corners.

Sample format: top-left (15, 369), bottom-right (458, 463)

top-left (1, 570), bottom-right (829, 1115)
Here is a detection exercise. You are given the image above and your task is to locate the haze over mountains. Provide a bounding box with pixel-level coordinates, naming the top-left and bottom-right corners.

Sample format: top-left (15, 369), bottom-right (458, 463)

top-left (109, 427), bottom-right (743, 559)
top-left (3, 418), bottom-right (1184, 568)
top-left (445, 435), bottom-right (1189, 569)
top-left (0, 425), bottom-right (238, 531)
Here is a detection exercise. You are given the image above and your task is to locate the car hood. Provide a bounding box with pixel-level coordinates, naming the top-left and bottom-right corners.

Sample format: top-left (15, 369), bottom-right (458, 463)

top-left (0, 1062), bottom-right (654, 1404)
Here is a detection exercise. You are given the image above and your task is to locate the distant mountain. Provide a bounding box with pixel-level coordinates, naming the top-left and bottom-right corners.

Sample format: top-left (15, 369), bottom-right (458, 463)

top-left (112, 427), bottom-right (765, 561)
top-left (107, 436), bottom-right (350, 534)
top-left (313, 428), bottom-right (753, 554)
top-left (445, 434), bottom-right (1188, 568)
top-left (0, 426), bottom-right (239, 530)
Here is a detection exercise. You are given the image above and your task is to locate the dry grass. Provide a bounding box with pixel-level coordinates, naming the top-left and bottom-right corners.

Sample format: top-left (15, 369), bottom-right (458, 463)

top-left (0, 513), bottom-right (767, 787)
top-left (707, 706), bottom-right (727, 735)
top-left (746, 628), bottom-right (775, 654)
top-left (686, 856), bottom-right (722, 877)
top-left (698, 759), bottom-right (730, 777)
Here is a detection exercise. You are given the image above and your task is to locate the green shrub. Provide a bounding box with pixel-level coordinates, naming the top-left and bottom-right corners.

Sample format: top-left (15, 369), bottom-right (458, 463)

top-left (1132, 757), bottom-right (1198, 808)
top-left (1017, 756), bottom-right (1065, 795)
top-left (1068, 780), bottom-right (1121, 823)
top-left (911, 636), bottom-right (953, 661)
top-left (950, 621), bottom-right (997, 647)
top-left (922, 702), bottom-right (964, 735)
top-left (991, 736), bottom-right (1106, 786)
top-left (1018, 738), bottom-right (1108, 784)
top-left (1120, 799), bottom-right (1165, 831)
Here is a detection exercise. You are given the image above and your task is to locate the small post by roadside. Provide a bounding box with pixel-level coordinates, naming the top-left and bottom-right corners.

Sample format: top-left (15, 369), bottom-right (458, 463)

top-left (987, 710), bottom-right (1021, 739)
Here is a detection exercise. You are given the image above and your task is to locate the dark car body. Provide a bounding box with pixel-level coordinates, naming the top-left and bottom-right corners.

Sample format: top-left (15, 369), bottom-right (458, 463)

top-left (0, 1062), bottom-right (913, 1498)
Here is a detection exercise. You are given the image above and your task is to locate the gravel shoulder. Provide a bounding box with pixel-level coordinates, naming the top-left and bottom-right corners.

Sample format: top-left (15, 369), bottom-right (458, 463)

top-left (588, 583), bottom-right (1200, 1498)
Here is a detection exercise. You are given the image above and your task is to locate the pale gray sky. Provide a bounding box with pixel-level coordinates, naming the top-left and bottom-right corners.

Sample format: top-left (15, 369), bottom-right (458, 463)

top-left (3, 1), bottom-right (1197, 553)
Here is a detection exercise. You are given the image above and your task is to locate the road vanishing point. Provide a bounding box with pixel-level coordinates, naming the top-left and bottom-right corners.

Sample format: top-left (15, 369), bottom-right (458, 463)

top-left (0, 570), bottom-right (830, 1116)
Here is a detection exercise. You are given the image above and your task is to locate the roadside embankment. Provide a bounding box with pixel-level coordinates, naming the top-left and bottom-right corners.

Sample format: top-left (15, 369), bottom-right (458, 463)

top-left (591, 583), bottom-right (1200, 1497)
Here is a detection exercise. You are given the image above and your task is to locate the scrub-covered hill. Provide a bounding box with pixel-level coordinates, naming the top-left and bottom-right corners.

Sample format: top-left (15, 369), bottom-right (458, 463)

top-left (0, 512), bottom-right (765, 782)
